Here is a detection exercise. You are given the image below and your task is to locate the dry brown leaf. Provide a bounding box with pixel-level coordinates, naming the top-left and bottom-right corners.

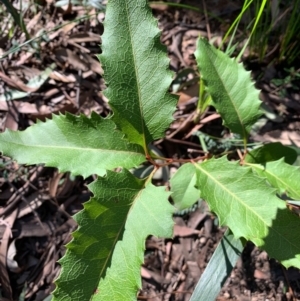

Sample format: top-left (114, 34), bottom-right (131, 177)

top-left (61, 21), bottom-right (77, 35)
top-left (0, 71), bottom-right (36, 92)
top-left (141, 266), bottom-right (164, 284)
top-left (187, 209), bottom-right (207, 229)
top-left (6, 239), bottom-right (20, 273)
top-left (254, 269), bottom-right (270, 280)
top-left (177, 83), bottom-right (199, 105)
top-left (54, 48), bottom-right (89, 71)
top-left (4, 104), bottom-right (19, 131)
top-left (17, 102), bottom-right (40, 114)
top-left (149, 3), bottom-right (168, 10)
top-left (26, 12), bottom-right (42, 32)
top-left (82, 53), bottom-right (104, 75)
top-left (29, 102), bottom-right (77, 121)
top-left (173, 225), bottom-right (200, 237)
top-left (15, 52), bottom-right (34, 66)
top-left (49, 171), bottom-right (64, 198)
top-left (0, 209), bottom-right (18, 299)
top-left (50, 71), bottom-right (76, 83)
top-left (68, 32), bottom-right (101, 43)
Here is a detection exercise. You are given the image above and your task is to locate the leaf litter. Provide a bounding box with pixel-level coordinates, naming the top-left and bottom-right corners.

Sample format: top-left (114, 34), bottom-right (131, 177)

top-left (0, 0), bottom-right (300, 300)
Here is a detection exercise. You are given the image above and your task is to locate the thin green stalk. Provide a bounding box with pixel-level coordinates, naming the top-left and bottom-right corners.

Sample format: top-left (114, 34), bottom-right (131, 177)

top-left (150, 1), bottom-right (224, 23)
top-left (194, 77), bottom-right (212, 123)
top-left (0, 14), bottom-right (95, 60)
top-left (237, 0), bottom-right (268, 61)
top-left (150, 1), bottom-right (201, 12)
top-left (221, 0), bottom-right (254, 50)
top-left (1, 0), bottom-right (30, 40)
top-left (280, 0), bottom-right (300, 62)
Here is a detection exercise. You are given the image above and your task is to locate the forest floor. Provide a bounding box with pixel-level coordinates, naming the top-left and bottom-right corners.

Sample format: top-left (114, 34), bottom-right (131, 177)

top-left (0, 0), bottom-right (300, 300)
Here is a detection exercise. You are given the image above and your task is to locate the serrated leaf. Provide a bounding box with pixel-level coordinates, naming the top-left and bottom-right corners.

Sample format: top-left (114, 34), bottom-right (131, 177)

top-left (99, 0), bottom-right (178, 148)
top-left (194, 38), bottom-right (262, 139)
top-left (190, 229), bottom-right (243, 301)
top-left (52, 170), bottom-right (145, 301)
top-left (170, 163), bottom-right (199, 210)
top-left (245, 158), bottom-right (300, 199)
top-left (195, 157), bottom-right (300, 268)
top-left (0, 112), bottom-right (145, 178)
top-left (245, 142), bottom-right (297, 165)
top-left (94, 183), bottom-right (174, 300)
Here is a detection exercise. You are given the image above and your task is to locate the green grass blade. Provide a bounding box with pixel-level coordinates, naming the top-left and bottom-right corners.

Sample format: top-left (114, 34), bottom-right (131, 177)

top-left (0, 15), bottom-right (92, 60)
top-left (150, 1), bottom-right (223, 22)
top-left (221, 0), bottom-right (253, 49)
top-left (237, 0), bottom-right (268, 61)
top-left (189, 229), bottom-right (243, 301)
top-left (1, 0), bottom-right (30, 40)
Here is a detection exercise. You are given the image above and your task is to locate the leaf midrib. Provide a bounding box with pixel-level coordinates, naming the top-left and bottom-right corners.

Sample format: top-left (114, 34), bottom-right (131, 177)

top-left (3, 140), bottom-right (144, 156)
top-left (195, 163), bottom-right (268, 232)
top-left (205, 45), bottom-right (246, 138)
top-left (196, 162), bottom-right (299, 250)
top-left (124, 1), bottom-right (147, 149)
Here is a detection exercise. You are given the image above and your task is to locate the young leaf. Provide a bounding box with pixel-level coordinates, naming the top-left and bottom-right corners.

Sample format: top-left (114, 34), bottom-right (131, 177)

top-left (53, 170), bottom-right (146, 301)
top-left (194, 38), bottom-right (262, 139)
top-left (195, 157), bottom-right (300, 268)
top-left (245, 142), bottom-right (297, 165)
top-left (170, 163), bottom-right (199, 210)
top-left (245, 158), bottom-right (300, 199)
top-left (0, 112), bottom-right (145, 178)
top-left (99, 0), bottom-right (178, 149)
top-left (94, 183), bottom-right (174, 300)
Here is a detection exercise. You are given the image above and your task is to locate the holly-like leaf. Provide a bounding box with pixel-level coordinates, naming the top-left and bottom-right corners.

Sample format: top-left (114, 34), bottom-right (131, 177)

top-left (245, 158), bottom-right (300, 199)
top-left (195, 157), bottom-right (300, 268)
top-left (194, 38), bottom-right (262, 139)
top-left (99, 0), bottom-right (178, 149)
top-left (245, 142), bottom-right (297, 165)
top-left (94, 183), bottom-right (174, 300)
top-left (170, 163), bottom-right (199, 210)
top-left (0, 113), bottom-right (145, 178)
top-left (52, 170), bottom-right (146, 301)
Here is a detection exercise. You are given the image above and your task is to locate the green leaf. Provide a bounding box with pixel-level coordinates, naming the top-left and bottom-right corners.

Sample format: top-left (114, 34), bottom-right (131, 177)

top-left (1, 0), bottom-right (30, 40)
top-left (195, 157), bottom-right (300, 268)
top-left (94, 183), bottom-right (174, 300)
top-left (189, 229), bottom-right (244, 301)
top-left (0, 113), bottom-right (145, 178)
top-left (99, 0), bottom-right (178, 149)
top-left (170, 163), bottom-right (199, 210)
top-left (53, 170), bottom-right (146, 301)
top-left (194, 38), bottom-right (262, 139)
top-left (245, 158), bottom-right (300, 199)
top-left (245, 142), bottom-right (297, 165)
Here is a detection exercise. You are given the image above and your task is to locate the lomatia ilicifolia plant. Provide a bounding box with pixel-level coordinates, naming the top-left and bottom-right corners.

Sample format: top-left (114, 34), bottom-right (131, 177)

top-left (0, 1), bottom-right (300, 300)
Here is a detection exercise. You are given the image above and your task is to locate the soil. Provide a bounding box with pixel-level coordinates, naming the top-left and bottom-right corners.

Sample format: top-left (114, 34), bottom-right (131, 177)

top-left (0, 1), bottom-right (300, 300)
